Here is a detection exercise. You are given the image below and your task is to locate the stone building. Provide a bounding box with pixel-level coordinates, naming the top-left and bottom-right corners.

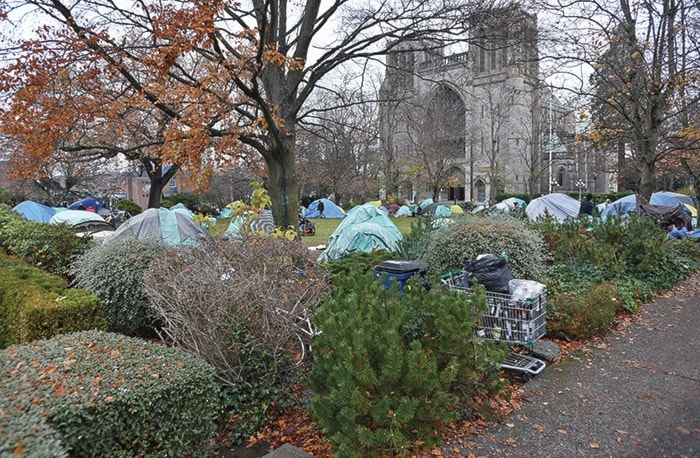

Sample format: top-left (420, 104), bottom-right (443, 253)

top-left (379, 5), bottom-right (613, 204)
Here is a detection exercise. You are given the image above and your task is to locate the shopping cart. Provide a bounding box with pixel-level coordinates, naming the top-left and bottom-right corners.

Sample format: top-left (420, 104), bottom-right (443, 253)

top-left (443, 271), bottom-right (547, 380)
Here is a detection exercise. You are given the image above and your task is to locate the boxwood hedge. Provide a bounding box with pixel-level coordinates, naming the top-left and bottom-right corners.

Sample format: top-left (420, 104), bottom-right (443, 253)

top-left (1, 330), bottom-right (221, 457)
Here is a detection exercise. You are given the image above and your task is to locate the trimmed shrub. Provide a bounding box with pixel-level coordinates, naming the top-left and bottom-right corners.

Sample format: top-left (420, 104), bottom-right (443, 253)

top-left (71, 238), bottom-right (167, 336)
top-left (1, 330), bottom-right (220, 457)
top-left (308, 271), bottom-right (506, 457)
top-left (544, 281), bottom-right (619, 340)
top-left (0, 206), bottom-right (94, 279)
top-left (0, 256), bottom-right (106, 349)
top-left (422, 214), bottom-right (550, 280)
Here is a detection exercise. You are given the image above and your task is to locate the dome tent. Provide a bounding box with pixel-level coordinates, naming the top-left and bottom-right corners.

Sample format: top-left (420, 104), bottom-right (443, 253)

top-left (303, 198), bottom-right (345, 218)
top-left (526, 193), bottom-right (580, 222)
top-left (317, 203), bottom-right (403, 263)
top-left (68, 197), bottom-right (111, 217)
top-left (13, 201), bottom-right (56, 223)
top-left (393, 205), bottom-right (412, 217)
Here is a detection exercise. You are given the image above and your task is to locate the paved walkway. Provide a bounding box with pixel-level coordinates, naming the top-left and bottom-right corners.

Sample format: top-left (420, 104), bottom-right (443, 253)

top-left (449, 272), bottom-right (700, 458)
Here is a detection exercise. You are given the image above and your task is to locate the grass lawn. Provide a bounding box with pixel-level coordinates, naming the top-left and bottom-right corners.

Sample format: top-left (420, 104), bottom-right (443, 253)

top-left (299, 217), bottom-right (416, 247)
top-left (210, 215), bottom-right (418, 247)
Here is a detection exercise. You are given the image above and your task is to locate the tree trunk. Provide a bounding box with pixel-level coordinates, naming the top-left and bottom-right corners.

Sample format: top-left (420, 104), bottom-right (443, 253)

top-left (266, 136), bottom-right (300, 230)
top-left (148, 179), bottom-right (164, 208)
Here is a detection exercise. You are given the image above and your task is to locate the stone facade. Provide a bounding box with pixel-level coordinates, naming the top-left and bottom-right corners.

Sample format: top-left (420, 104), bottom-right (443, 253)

top-left (379, 6), bottom-right (613, 204)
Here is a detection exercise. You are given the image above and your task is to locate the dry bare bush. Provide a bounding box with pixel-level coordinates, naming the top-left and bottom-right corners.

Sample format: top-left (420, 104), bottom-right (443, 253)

top-left (144, 237), bottom-right (328, 387)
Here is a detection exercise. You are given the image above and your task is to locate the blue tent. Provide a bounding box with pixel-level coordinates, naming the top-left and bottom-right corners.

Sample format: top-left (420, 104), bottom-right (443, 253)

top-left (69, 197), bottom-right (111, 216)
top-left (601, 195), bottom-right (637, 218)
top-left (13, 201), bottom-right (56, 223)
top-left (303, 198), bottom-right (345, 218)
top-left (317, 203), bottom-right (403, 263)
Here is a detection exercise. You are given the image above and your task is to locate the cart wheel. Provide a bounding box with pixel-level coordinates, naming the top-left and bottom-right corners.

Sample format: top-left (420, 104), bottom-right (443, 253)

top-left (520, 372), bottom-right (533, 383)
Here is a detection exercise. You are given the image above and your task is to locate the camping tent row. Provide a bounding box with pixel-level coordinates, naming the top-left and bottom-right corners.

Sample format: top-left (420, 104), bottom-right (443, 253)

top-left (12, 200), bottom-right (210, 246)
top-left (602, 192), bottom-right (697, 221)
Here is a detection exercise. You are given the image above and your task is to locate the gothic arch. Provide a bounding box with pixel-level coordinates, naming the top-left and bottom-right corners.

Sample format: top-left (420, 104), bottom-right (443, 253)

top-left (424, 84), bottom-right (466, 159)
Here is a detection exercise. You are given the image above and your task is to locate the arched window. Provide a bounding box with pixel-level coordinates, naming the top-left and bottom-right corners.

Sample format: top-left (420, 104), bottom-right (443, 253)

top-left (557, 166), bottom-right (566, 187)
top-left (475, 179), bottom-right (486, 202)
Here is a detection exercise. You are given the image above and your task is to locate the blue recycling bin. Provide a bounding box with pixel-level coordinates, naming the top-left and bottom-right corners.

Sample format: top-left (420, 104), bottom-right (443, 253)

top-left (374, 260), bottom-right (425, 291)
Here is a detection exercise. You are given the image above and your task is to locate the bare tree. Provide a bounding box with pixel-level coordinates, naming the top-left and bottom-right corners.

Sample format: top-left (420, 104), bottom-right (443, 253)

top-left (1, 0), bottom-right (493, 227)
top-left (537, 0), bottom-right (700, 204)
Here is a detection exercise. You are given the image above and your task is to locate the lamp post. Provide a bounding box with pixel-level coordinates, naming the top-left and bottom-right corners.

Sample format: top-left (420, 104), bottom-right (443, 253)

top-left (576, 179), bottom-right (586, 201)
top-left (550, 178), bottom-right (558, 193)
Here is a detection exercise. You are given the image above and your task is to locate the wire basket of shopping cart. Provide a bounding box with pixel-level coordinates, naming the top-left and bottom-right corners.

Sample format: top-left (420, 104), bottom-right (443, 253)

top-left (443, 271), bottom-right (548, 379)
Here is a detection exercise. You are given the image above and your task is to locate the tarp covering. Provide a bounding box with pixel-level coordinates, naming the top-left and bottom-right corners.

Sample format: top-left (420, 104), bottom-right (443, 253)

top-left (105, 208), bottom-right (212, 246)
top-left (169, 203), bottom-right (195, 219)
top-left (393, 205), bottom-right (412, 217)
top-left (317, 203), bottom-right (403, 263)
top-left (639, 204), bottom-right (691, 230)
top-left (49, 210), bottom-right (105, 226)
top-left (223, 209), bottom-right (275, 239)
top-left (303, 198), bottom-right (345, 218)
top-left (526, 193), bottom-right (580, 222)
top-left (13, 201), bottom-right (56, 223)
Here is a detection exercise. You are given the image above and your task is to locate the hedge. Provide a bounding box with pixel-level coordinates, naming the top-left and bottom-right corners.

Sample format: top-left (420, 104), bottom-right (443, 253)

top-left (0, 255), bottom-right (107, 349)
top-left (0, 331), bottom-right (221, 457)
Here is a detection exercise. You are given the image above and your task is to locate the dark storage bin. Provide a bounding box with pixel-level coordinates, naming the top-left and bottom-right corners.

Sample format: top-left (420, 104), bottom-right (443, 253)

top-left (374, 260), bottom-right (425, 290)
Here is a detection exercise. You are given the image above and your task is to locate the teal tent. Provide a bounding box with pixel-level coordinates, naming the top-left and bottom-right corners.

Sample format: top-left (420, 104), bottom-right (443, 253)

top-left (393, 205), bottom-right (412, 217)
top-left (317, 203), bottom-right (403, 263)
top-left (49, 210), bottom-right (105, 226)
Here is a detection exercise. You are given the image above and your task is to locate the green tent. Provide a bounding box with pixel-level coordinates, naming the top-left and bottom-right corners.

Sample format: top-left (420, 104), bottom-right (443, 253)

top-left (317, 203), bottom-right (403, 263)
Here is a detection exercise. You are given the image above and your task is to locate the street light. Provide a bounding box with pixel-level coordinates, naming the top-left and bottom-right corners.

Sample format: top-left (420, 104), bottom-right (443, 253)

top-left (550, 179), bottom-right (559, 193)
top-left (576, 179), bottom-right (586, 200)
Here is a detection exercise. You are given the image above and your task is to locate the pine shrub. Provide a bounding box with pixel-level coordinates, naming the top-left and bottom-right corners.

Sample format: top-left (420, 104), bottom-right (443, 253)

top-left (308, 271), bottom-right (506, 457)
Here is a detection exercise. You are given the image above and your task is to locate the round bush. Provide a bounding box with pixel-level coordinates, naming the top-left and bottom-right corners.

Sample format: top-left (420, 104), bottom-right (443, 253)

top-left (422, 214), bottom-right (550, 280)
top-left (71, 238), bottom-right (167, 336)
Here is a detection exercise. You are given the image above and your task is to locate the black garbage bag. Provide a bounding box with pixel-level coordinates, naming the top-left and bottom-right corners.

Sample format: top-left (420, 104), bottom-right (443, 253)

top-left (459, 254), bottom-right (513, 294)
